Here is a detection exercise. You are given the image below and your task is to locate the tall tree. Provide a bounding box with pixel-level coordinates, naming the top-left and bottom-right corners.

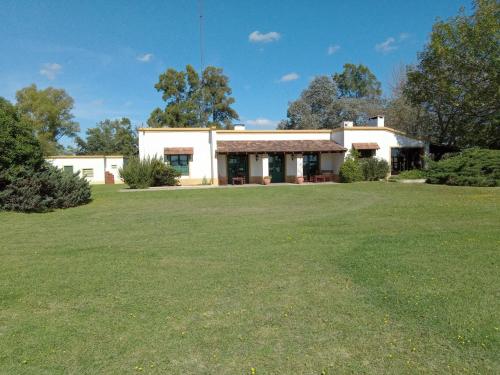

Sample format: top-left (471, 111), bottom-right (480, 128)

top-left (279, 65), bottom-right (384, 129)
top-left (404, 0), bottom-right (500, 148)
top-left (385, 65), bottom-right (431, 138)
top-left (201, 66), bottom-right (239, 128)
top-left (15, 84), bottom-right (79, 155)
top-left (0, 97), bottom-right (44, 187)
top-left (148, 65), bottom-right (238, 129)
top-left (333, 63), bottom-right (382, 99)
top-left (75, 118), bottom-right (138, 156)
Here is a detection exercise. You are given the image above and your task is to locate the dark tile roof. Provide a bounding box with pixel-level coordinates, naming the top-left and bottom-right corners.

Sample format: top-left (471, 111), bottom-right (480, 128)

top-left (352, 142), bottom-right (380, 150)
top-left (164, 147), bottom-right (194, 155)
top-left (217, 140), bottom-right (346, 153)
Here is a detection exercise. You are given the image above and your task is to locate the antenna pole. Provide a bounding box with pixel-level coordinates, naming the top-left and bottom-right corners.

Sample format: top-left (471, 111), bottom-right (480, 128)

top-left (199, 0), bottom-right (205, 74)
top-left (198, 0), bottom-right (206, 128)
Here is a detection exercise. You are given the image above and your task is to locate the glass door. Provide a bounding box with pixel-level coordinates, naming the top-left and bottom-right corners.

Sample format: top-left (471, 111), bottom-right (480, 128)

top-left (303, 153), bottom-right (319, 180)
top-left (268, 153), bottom-right (285, 183)
top-left (227, 154), bottom-right (248, 183)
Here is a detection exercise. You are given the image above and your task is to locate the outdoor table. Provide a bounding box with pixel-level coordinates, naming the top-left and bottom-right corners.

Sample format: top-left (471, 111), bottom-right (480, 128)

top-left (232, 177), bottom-right (245, 185)
top-left (313, 175), bottom-right (326, 183)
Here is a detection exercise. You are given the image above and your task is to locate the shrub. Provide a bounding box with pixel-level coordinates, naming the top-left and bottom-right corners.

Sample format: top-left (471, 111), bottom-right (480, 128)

top-left (426, 148), bottom-right (500, 187)
top-left (360, 157), bottom-right (390, 181)
top-left (0, 97), bottom-right (91, 212)
top-left (339, 155), bottom-right (363, 183)
top-left (395, 169), bottom-right (427, 180)
top-left (119, 156), bottom-right (180, 189)
top-left (0, 98), bottom-right (44, 189)
top-left (0, 164), bottom-right (91, 212)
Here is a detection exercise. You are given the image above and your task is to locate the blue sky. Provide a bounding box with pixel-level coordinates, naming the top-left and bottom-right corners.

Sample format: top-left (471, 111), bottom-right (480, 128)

top-left (1, 0), bottom-right (469, 144)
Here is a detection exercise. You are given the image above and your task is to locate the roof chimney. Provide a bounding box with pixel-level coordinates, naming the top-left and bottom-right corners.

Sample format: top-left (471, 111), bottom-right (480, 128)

top-left (233, 124), bottom-right (246, 131)
top-left (368, 115), bottom-right (384, 127)
top-left (341, 121), bottom-right (354, 128)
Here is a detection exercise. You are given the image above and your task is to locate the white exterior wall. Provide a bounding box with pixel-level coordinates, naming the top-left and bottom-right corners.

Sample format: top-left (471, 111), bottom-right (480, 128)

top-left (217, 131), bottom-right (331, 141)
top-left (249, 154), bottom-right (263, 177)
top-left (138, 127), bottom-right (429, 185)
top-left (341, 129), bottom-right (428, 164)
top-left (46, 156), bottom-right (125, 184)
top-left (139, 130), bottom-right (217, 184)
top-left (217, 154), bottom-right (227, 178)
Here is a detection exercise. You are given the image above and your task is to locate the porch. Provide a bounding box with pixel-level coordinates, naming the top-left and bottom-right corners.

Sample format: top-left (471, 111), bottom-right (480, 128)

top-left (216, 140), bottom-right (346, 185)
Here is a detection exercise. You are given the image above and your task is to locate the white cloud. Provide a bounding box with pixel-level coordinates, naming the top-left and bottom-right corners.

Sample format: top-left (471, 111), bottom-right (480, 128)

top-left (279, 72), bottom-right (299, 82)
top-left (375, 37), bottom-right (397, 53)
top-left (137, 53), bottom-right (153, 62)
top-left (246, 118), bottom-right (278, 127)
top-left (327, 44), bottom-right (340, 55)
top-left (399, 32), bottom-right (410, 41)
top-left (39, 63), bottom-right (62, 80)
top-left (249, 31), bottom-right (281, 43)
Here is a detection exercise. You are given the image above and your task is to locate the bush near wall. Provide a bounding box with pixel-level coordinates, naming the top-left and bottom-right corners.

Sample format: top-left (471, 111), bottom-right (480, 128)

top-left (426, 148), bottom-right (500, 187)
top-left (360, 157), bottom-right (390, 181)
top-left (119, 157), bottom-right (180, 189)
top-left (339, 155), bottom-right (364, 183)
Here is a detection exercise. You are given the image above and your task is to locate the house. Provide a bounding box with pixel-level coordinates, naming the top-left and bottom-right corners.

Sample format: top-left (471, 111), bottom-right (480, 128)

top-left (46, 155), bottom-right (126, 184)
top-left (138, 116), bottom-right (429, 185)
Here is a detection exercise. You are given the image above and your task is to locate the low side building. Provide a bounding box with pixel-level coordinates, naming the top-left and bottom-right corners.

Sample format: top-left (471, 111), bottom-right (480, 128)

top-left (138, 117), bottom-right (429, 186)
top-left (46, 155), bottom-right (125, 184)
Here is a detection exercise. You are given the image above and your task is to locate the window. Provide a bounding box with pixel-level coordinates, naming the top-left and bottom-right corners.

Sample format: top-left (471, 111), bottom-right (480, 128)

top-left (63, 165), bottom-right (74, 174)
top-left (82, 168), bottom-right (94, 178)
top-left (303, 153), bottom-right (319, 179)
top-left (359, 149), bottom-right (375, 158)
top-left (391, 148), bottom-right (424, 174)
top-left (165, 154), bottom-right (190, 176)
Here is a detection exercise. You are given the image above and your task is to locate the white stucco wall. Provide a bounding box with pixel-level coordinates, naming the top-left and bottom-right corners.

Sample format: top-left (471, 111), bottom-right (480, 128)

top-left (138, 127), bottom-right (428, 184)
top-left (217, 131), bottom-right (331, 141)
top-left (139, 129), bottom-right (217, 183)
top-left (46, 156), bottom-right (125, 184)
top-left (341, 129), bottom-right (428, 164)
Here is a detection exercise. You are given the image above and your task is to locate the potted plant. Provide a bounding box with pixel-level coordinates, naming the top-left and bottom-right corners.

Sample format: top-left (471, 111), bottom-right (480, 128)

top-left (296, 176), bottom-right (304, 184)
top-left (263, 176), bottom-right (272, 185)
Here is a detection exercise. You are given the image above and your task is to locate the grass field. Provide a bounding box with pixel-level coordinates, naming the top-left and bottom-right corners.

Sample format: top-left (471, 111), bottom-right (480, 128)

top-left (1, 183), bottom-right (499, 374)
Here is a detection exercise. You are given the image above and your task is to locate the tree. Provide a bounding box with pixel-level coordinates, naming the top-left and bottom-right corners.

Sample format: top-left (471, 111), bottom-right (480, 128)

top-left (0, 97), bottom-right (44, 185)
top-left (385, 65), bottom-right (431, 138)
top-left (279, 65), bottom-right (384, 129)
top-left (75, 118), bottom-right (138, 156)
top-left (333, 63), bottom-right (382, 99)
top-left (201, 66), bottom-right (239, 128)
top-left (404, 0), bottom-right (500, 149)
top-left (15, 84), bottom-right (79, 155)
top-left (148, 65), bottom-right (238, 129)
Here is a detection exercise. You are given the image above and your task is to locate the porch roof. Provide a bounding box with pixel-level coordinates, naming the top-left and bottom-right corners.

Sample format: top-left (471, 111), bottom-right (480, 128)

top-left (352, 142), bottom-right (380, 150)
top-left (216, 140), bottom-right (346, 154)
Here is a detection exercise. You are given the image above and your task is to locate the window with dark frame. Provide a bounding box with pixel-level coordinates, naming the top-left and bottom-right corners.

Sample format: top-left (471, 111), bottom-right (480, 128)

top-left (359, 149), bottom-right (376, 158)
top-left (165, 154), bottom-right (190, 176)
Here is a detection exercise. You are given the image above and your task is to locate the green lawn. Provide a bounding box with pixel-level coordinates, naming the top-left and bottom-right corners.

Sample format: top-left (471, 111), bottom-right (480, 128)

top-left (1, 183), bottom-right (499, 374)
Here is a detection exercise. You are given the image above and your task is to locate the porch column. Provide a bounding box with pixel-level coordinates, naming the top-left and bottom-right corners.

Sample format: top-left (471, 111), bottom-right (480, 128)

top-left (261, 154), bottom-right (269, 183)
top-left (286, 154), bottom-right (303, 183)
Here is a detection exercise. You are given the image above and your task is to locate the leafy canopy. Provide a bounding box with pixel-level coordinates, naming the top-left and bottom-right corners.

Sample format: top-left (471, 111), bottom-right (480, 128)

top-left (279, 64), bottom-right (383, 129)
top-left (404, 0), bottom-right (500, 148)
top-left (0, 97), bottom-right (44, 182)
top-left (333, 63), bottom-right (382, 99)
top-left (15, 84), bottom-right (79, 155)
top-left (148, 65), bottom-right (238, 129)
top-left (76, 118), bottom-right (138, 156)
